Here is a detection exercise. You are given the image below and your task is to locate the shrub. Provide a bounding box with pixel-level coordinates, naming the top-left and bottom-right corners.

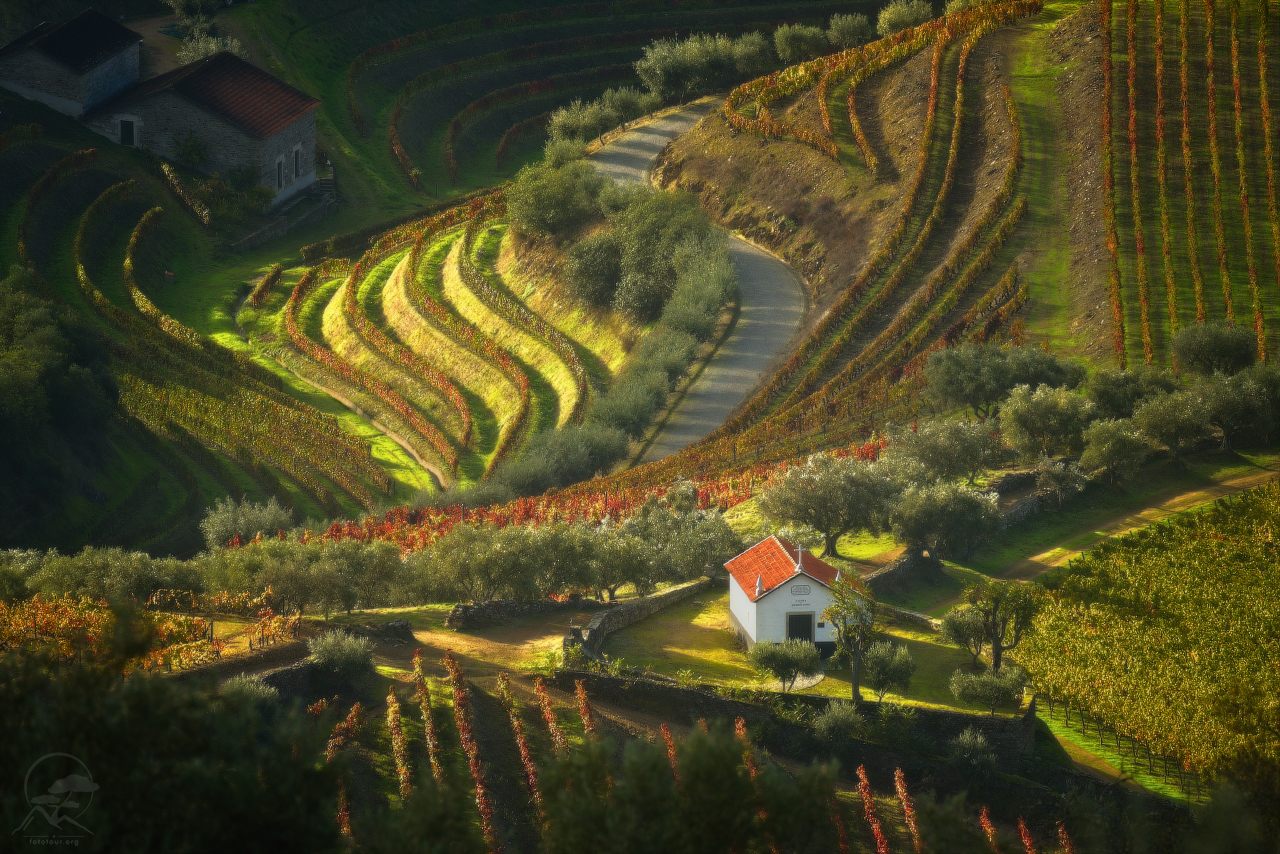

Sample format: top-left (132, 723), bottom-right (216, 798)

top-left (827, 13), bottom-right (874, 49)
top-left (1001, 384), bottom-right (1096, 460)
top-left (173, 129), bottom-right (208, 168)
top-left (1086, 366), bottom-right (1177, 419)
top-left (542, 137), bottom-right (587, 167)
top-left (1132, 390), bottom-right (1212, 465)
top-left (507, 160), bottom-right (602, 237)
top-left (1079, 418), bottom-right (1149, 483)
top-left (940, 605), bottom-right (987, 666)
top-left (773, 24), bottom-right (829, 65)
top-left (588, 370), bottom-right (668, 438)
top-left (635, 31), bottom-right (776, 102)
top-left (862, 641), bottom-right (915, 701)
top-left (200, 496), bottom-right (293, 551)
top-left (494, 422), bottom-right (629, 495)
top-left (564, 231), bottom-right (622, 306)
top-left (877, 0), bottom-right (934, 37)
top-left (1202, 375), bottom-right (1275, 450)
top-left (889, 482), bottom-right (1000, 561)
top-left (814, 700), bottom-right (865, 742)
top-left (947, 727), bottom-right (997, 778)
top-left (547, 98), bottom-right (619, 144)
top-left (308, 631), bottom-right (374, 682)
top-left (748, 638), bottom-right (822, 692)
top-left (1173, 321), bottom-right (1258, 375)
top-left (949, 666), bottom-right (1027, 716)
top-left (221, 674), bottom-right (279, 707)
top-left (177, 34), bottom-right (250, 64)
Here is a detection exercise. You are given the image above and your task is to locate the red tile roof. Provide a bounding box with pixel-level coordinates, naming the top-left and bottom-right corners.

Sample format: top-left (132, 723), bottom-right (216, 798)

top-left (0, 10), bottom-right (141, 75)
top-left (86, 51), bottom-right (319, 139)
top-left (725, 536), bottom-right (840, 603)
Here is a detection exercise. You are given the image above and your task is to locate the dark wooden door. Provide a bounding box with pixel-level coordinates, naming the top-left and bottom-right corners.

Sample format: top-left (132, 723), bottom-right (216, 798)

top-left (787, 613), bottom-right (813, 642)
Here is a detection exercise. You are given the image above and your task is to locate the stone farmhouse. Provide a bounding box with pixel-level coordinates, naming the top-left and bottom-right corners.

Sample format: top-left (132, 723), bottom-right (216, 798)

top-left (0, 9), bottom-right (320, 208)
top-left (725, 536), bottom-right (842, 657)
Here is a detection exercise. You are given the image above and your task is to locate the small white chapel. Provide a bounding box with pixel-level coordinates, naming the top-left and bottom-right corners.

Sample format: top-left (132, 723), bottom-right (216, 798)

top-left (725, 535), bottom-right (841, 658)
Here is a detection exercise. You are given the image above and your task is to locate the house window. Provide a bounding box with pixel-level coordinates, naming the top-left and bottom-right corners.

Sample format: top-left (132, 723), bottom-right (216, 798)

top-left (276, 160), bottom-right (283, 189)
top-left (294, 148), bottom-right (300, 178)
top-left (119, 120), bottom-right (135, 147)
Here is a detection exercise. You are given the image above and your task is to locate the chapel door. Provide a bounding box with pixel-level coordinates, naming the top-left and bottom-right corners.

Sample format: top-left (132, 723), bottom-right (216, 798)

top-left (787, 613), bottom-right (813, 642)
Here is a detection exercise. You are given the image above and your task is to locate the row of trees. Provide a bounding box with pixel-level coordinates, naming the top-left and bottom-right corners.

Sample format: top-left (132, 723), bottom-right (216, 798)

top-left (2, 484), bottom-right (741, 611)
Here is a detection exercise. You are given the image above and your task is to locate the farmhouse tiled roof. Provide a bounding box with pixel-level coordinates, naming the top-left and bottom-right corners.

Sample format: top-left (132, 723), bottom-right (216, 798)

top-left (0, 10), bottom-right (142, 75)
top-left (725, 536), bottom-right (840, 603)
top-left (87, 51), bottom-right (319, 139)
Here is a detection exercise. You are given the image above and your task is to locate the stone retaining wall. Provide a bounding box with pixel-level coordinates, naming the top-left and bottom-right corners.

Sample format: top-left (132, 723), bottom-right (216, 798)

top-left (447, 596), bottom-right (603, 631)
top-left (576, 577), bottom-right (716, 652)
top-left (548, 669), bottom-right (770, 726)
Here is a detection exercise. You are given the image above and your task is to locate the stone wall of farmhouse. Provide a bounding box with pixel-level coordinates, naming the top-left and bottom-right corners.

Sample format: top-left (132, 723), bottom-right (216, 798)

top-left (259, 108), bottom-right (316, 195)
top-left (81, 43), bottom-right (140, 109)
top-left (0, 49), bottom-right (84, 112)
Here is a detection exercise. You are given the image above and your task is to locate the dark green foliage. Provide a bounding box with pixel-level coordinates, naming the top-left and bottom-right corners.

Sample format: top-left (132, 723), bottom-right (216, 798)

top-left (940, 605), bottom-right (987, 667)
top-left (1132, 390), bottom-right (1212, 464)
top-left (1173, 321), bottom-right (1258, 376)
top-left (773, 23), bottom-right (828, 64)
top-left (1034, 456), bottom-right (1088, 507)
top-left (862, 640), bottom-right (915, 701)
top-left (760, 453), bottom-right (896, 558)
top-left (355, 770), bottom-right (486, 854)
top-left (813, 700), bottom-right (864, 742)
top-left (748, 638), bottom-right (822, 692)
top-left (924, 343), bottom-right (1083, 420)
top-left (889, 483), bottom-right (1000, 561)
top-left (914, 793), bottom-right (997, 853)
top-left (634, 32), bottom-right (776, 102)
top-left (547, 87), bottom-right (662, 144)
top-left (25, 546), bottom-right (202, 603)
top-left (949, 667), bottom-right (1028, 716)
top-left (1202, 374), bottom-right (1275, 450)
top-left (0, 265), bottom-right (117, 545)
top-left (946, 726), bottom-right (998, 776)
top-left (172, 129), bottom-right (208, 168)
top-left (565, 230), bottom-right (622, 305)
top-left (589, 369), bottom-right (669, 438)
top-left (1079, 419), bottom-right (1149, 483)
top-left (541, 728), bottom-right (839, 854)
top-left (494, 422), bottom-right (629, 495)
top-left (0, 652), bottom-right (343, 852)
top-left (883, 420), bottom-right (1004, 484)
top-left (962, 580), bottom-right (1038, 672)
top-left (1086, 366), bottom-right (1178, 419)
top-left (507, 160), bottom-right (604, 238)
top-left (608, 190), bottom-right (710, 321)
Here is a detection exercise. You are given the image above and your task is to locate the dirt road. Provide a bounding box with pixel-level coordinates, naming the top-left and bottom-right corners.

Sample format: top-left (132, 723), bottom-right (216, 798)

top-left (587, 103), bottom-right (807, 464)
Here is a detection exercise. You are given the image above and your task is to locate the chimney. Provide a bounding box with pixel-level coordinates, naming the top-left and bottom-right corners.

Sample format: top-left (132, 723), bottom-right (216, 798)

top-left (795, 544), bottom-right (803, 574)
top-left (755, 575), bottom-right (763, 598)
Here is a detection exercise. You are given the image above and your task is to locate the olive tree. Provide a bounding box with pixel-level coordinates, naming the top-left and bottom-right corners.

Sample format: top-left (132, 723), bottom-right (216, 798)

top-left (1079, 418), bottom-right (1149, 484)
top-left (827, 13), bottom-right (874, 49)
top-left (1202, 375), bottom-right (1274, 450)
top-left (950, 666), bottom-right (1028, 716)
top-left (889, 483), bottom-right (1000, 562)
top-left (962, 581), bottom-right (1038, 671)
top-left (758, 453), bottom-right (894, 558)
top-left (940, 605), bottom-right (987, 667)
top-left (1035, 456), bottom-right (1088, 508)
top-left (883, 420), bottom-right (1003, 484)
top-left (1086, 367), bottom-right (1178, 419)
top-left (748, 638), bottom-right (822, 693)
top-left (822, 573), bottom-right (878, 705)
top-left (773, 24), bottom-right (828, 65)
top-left (923, 343), bottom-right (1082, 421)
top-left (1001, 384), bottom-right (1096, 460)
top-left (1132, 391), bottom-right (1211, 465)
top-left (877, 0), bottom-right (934, 37)
top-left (1173, 321), bottom-right (1258, 376)
top-left (862, 641), bottom-right (915, 702)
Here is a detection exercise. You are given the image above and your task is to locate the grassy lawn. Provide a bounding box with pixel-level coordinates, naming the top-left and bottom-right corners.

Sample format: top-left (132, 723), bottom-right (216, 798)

top-left (600, 589), bottom-right (757, 683)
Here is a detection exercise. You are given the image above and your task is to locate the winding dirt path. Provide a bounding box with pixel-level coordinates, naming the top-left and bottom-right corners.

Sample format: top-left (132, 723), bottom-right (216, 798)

top-left (587, 103), bottom-right (807, 463)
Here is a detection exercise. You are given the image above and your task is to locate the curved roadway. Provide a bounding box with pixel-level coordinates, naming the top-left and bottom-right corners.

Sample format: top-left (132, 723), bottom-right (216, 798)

top-left (589, 102), bottom-right (807, 464)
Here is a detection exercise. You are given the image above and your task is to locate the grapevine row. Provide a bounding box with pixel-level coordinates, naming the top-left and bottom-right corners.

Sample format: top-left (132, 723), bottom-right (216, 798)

top-left (495, 111), bottom-right (551, 169)
top-left (442, 653), bottom-right (499, 851)
top-left (248, 263), bottom-right (284, 308)
top-left (1128, 0), bottom-right (1155, 363)
top-left (1230, 0), bottom-right (1265, 358)
top-left (411, 651), bottom-right (445, 783)
top-left (1156, 0), bottom-right (1180, 338)
top-left (286, 253), bottom-right (460, 472)
top-left (404, 218), bottom-right (533, 475)
top-left (1180, 0), bottom-right (1209, 320)
top-left (341, 208), bottom-right (477, 446)
top-left (1103, 0), bottom-right (1128, 364)
top-left (1204, 0), bottom-right (1235, 320)
top-left (459, 215), bottom-right (589, 424)
top-left (497, 673), bottom-right (543, 817)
